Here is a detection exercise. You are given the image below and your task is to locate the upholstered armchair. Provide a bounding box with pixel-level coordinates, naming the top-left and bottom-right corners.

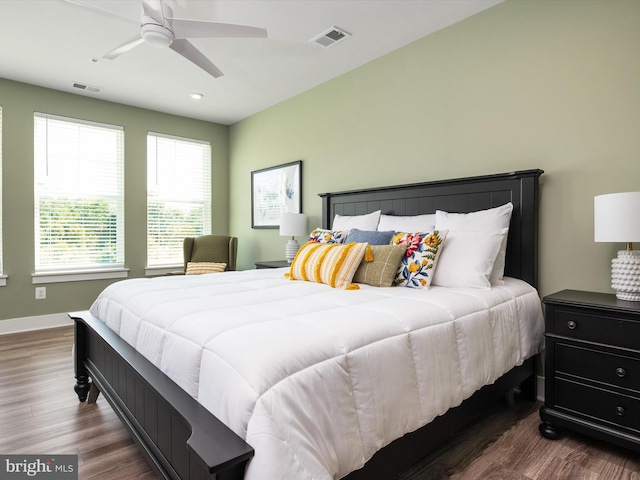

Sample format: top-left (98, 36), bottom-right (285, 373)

top-left (183, 235), bottom-right (238, 272)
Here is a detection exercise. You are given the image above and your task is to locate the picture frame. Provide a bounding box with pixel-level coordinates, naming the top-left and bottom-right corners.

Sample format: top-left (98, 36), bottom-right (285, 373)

top-left (251, 160), bottom-right (302, 228)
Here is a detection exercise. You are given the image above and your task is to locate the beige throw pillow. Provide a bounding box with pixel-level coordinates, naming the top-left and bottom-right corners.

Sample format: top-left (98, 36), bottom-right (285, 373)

top-left (185, 262), bottom-right (227, 275)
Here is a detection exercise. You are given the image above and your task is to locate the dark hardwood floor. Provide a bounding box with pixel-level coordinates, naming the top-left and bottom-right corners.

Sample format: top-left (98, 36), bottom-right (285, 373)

top-left (1, 326), bottom-right (638, 479)
top-left (398, 395), bottom-right (640, 480)
top-left (0, 326), bottom-right (156, 479)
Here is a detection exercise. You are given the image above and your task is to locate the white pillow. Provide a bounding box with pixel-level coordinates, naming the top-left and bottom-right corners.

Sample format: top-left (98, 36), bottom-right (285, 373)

top-left (332, 210), bottom-right (381, 232)
top-left (435, 203), bottom-right (513, 284)
top-left (432, 229), bottom-right (508, 289)
top-left (377, 213), bottom-right (436, 233)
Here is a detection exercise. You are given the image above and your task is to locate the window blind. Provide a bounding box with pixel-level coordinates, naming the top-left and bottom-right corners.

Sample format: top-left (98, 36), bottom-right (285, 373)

top-left (147, 133), bottom-right (211, 267)
top-left (0, 107), bottom-right (3, 275)
top-left (34, 113), bottom-right (124, 272)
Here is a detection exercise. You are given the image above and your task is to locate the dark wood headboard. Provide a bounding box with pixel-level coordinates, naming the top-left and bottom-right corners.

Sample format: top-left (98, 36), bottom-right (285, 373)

top-left (319, 169), bottom-right (543, 288)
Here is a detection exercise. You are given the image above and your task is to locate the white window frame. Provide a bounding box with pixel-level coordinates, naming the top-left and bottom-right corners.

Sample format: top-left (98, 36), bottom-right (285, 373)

top-left (0, 106), bottom-right (4, 287)
top-left (146, 132), bottom-right (212, 274)
top-left (33, 113), bottom-right (127, 284)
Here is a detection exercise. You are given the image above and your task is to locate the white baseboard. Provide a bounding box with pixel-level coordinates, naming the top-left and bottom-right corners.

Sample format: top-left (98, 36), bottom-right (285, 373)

top-left (0, 313), bottom-right (73, 335)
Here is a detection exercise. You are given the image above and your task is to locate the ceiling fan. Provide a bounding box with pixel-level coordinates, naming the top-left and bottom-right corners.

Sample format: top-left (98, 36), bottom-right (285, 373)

top-left (67, 0), bottom-right (267, 78)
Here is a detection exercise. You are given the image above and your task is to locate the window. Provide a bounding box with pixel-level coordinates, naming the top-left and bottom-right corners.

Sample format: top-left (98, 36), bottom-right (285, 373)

top-left (0, 106), bottom-right (4, 286)
top-left (34, 113), bottom-right (125, 282)
top-left (147, 133), bottom-right (211, 267)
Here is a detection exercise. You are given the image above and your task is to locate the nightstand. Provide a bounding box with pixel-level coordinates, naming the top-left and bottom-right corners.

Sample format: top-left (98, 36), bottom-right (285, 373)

top-left (255, 260), bottom-right (290, 269)
top-left (539, 289), bottom-right (640, 453)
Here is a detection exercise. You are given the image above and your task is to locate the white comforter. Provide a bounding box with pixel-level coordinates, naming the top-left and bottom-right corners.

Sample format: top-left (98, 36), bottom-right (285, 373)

top-left (90, 268), bottom-right (544, 480)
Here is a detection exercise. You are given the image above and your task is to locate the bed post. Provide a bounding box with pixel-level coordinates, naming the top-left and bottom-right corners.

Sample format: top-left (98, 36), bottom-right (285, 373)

top-left (516, 169), bottom-right (542, 289)
top-left (73, 318), bottom-right (90, 402)
top-left (320, 193), bottom-right (331, 229)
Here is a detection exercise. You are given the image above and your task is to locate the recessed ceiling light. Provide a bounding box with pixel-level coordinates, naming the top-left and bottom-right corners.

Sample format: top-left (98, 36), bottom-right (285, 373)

top-left (190, 92), bottom-right (204, 100)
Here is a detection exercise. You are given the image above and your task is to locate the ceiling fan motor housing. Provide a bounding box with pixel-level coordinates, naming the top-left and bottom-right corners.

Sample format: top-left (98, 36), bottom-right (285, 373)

top-left (141, 21), bottom-right (174, 47)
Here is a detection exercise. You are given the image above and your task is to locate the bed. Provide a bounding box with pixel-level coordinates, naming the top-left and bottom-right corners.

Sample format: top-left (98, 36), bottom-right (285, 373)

top-left (71, 168), bottom-right (544, 480)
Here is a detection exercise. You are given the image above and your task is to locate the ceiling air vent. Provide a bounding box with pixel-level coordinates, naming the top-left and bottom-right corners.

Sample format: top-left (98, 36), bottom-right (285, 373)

top-left (310, 26), bottom-right (351, 48)
top-left (72, 82), bottom-right (103, 93)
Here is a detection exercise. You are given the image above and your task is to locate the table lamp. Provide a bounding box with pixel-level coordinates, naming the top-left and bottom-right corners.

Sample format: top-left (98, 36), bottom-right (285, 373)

top-left (279, 212), bottom-right (307, 263)
top-left (594, 192), bottom-right (640, 301)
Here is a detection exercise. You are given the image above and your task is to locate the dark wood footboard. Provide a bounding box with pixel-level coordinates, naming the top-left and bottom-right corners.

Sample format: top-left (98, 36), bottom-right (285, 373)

top-left (71, 311), bottom-right (254, 480)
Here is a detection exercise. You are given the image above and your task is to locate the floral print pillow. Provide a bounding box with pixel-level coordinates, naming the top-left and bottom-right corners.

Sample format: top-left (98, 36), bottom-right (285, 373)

top-left (308, 228), bottom-right (346, 244)
top-left (391, 230), bottom-right (448, 288)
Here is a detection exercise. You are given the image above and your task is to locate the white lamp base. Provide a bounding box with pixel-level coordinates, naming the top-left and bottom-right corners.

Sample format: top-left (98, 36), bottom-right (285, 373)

top-left (611, 250), bottom-right (640, 301)
top-left (285, 239), bottom-right (300, 263)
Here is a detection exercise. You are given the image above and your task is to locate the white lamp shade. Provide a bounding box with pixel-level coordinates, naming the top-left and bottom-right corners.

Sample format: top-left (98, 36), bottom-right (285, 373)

top-left (594, 192), bottom-right (640, 242)
top-left (279, 212), bottom-right (307, 237)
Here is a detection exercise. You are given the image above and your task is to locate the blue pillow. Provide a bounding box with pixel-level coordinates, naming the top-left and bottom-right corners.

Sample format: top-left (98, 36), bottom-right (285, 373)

top-left (346, 228), bottom-right (395, 245)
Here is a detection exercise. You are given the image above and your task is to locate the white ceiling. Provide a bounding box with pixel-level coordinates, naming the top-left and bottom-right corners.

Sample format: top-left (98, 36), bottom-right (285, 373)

top-left (0, 0), bottom-right (502, 125)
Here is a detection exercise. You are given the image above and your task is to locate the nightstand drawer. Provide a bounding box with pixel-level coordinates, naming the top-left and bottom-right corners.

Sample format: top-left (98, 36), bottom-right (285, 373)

top-left (556, 379), bottom-right (640, 434)
top-left (553, 308), bottom-right (640, 350)
top-left (556, 343), bottom-right (640, 393)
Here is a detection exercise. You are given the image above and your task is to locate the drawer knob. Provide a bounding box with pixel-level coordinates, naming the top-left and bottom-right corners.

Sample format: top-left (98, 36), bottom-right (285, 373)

top-left (567, 320), bottom-right (577, 330)
top-left (616, 406), bottom-right (626, 416)
top-left (616, 367), bottom-right (627, 378)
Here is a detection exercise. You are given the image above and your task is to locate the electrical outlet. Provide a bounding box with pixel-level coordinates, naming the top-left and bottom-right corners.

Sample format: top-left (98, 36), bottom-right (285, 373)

top-left (35, 287), bottom-right (46, 300)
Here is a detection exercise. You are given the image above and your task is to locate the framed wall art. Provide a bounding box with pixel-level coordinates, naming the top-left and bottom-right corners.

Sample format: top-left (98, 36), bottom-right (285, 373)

top-left (251, 160), bottom-right (302, 228)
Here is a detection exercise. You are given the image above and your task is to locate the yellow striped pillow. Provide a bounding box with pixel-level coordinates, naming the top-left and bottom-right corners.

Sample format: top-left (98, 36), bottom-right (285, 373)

top-left (287, 241), bottom-right (368, 290)
top-left (185, 262), bottom-right (227, 275)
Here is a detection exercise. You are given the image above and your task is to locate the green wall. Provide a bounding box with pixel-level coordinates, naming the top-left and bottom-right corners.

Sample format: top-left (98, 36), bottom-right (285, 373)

top-left (229, 0), bottom-right (640, 297)
top-left (0, 79), bottom-right (229, 321)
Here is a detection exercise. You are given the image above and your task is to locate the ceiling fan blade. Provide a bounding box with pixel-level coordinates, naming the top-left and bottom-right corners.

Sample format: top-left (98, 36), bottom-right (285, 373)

top-left (103, 34), bottom-right (145, 60)
top-left (142, 0), bottom-right (164, 25)
top-left (169, 39), bottom-right (224, 78)
top-left (63, 0), bottom-right (139, 25)
top-left (170, 18), bottom-right (267, 39)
